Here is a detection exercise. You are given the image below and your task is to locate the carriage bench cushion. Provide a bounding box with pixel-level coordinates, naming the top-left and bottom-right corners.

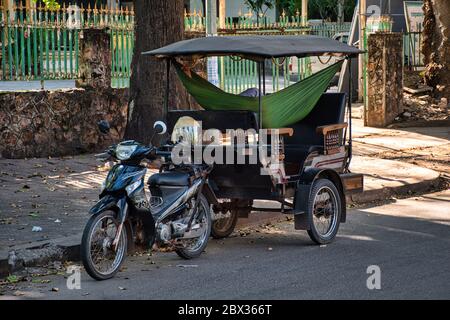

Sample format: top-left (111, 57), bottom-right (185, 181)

top-left (148, 171), bottom-right (190, 187)
top-left (283, 92), bottom-right (346, 165)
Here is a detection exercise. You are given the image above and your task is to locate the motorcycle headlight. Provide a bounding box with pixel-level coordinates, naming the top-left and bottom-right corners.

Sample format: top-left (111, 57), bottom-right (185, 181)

top-left (115, 144), bottom-right (137, 160)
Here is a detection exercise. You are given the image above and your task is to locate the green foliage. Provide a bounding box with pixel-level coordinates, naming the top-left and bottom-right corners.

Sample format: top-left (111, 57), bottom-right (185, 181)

top-left (308, 0), bottom-right (355, 21)
top-left (244, 0), bottom-right (275, 17)
top-left (32, 0), bottom-right (60, 10)
top-left (6, 275), bottom-right (19, 283)
top-left (275, 0), bottom-right (356, 21)
top-left (276, 0), bottom-right (302, 16)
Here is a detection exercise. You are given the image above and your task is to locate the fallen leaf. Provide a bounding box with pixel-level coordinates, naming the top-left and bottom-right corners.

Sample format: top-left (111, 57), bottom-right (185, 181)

top-left (32, 279), bottom-right (51, 284)
top-left (177, 264), bottom-right (198, 268)
top-left (28, 172), bottom-right (45, 178)
top-left (6, 275), bottom-right (19, 283)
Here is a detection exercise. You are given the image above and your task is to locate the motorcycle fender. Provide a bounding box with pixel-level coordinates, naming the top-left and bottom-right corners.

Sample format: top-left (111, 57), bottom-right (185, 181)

top-left (89, 195), bottom-right (118, 215)
top-left (89, 195), bottom-right (128, 223)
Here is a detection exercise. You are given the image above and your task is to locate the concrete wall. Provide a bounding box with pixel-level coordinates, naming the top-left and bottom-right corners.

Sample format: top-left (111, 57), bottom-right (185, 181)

top-left (0, 89), bottom-right (128, 159)
top-left (0, 29), bottom-right (129, 159)
top-left (366, 32), bottom-right (404, 127)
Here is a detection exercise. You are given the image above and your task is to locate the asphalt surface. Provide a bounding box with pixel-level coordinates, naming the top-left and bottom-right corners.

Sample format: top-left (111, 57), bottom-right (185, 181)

top-left (1, 190), bottom-right (449, 300)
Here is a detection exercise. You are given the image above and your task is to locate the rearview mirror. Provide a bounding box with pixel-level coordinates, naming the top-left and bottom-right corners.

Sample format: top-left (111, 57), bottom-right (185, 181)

top-left (97, 120), bottom-right (110, 134)
top-left (153, 121), bottom-right (167, 135)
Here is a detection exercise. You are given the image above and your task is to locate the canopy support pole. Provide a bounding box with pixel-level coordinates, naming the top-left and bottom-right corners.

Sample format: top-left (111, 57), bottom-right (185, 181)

top-left (346, 57), bottom-right (353, 171)
top-left (164, 58), bottom-right (171, 123)
top-left (262, 61), bottom-right (266, 95)
top-left (257, 61), bottom-right (263, 129)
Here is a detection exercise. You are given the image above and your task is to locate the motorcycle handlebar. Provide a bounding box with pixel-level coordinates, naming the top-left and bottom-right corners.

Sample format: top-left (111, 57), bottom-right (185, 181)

top-left (155, 150), bottom-right (172, 158)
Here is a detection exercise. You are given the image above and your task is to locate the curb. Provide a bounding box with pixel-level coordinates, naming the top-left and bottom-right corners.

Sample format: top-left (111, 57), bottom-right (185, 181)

top-left (348, 175), bottom-right (444, 204)
top-left (0, 175), bottom-right (444, 278)
top-left (0, 235), bottom-right (81, 278)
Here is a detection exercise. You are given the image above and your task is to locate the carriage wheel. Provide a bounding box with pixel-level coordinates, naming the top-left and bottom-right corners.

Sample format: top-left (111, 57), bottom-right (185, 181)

top-left (211, 209), bottom-right (238, 239)
top-left (306, 179), bottom-right (342, 244)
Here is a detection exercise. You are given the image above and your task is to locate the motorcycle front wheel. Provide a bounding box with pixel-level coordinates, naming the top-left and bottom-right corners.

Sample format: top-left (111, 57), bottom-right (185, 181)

top-left (81, 210), bottom-right (127, 280)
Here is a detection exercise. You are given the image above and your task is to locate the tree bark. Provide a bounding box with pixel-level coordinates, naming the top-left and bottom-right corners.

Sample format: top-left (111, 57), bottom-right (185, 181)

top-left (337, 0), bottom-right (345, 24)
top-left (422, 0), bottom-right (450, 99)
top-left (125, 0), bottom-right (192, 143)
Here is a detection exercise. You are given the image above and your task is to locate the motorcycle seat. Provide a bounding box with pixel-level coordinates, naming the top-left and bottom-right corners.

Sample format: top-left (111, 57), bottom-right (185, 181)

top-left (148, 171), bottom-right (190, 187)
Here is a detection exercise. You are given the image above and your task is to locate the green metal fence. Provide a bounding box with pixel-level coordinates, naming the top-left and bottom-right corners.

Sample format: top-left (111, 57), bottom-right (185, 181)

top-left (0, 5), bottom-right (350, 91)
top-left (184, 9), bottom-right (350, 34)
top-left (219, 56), bottom-right (312, 94)
top-left (403, 30), bottom-right (424, 70)
top-left (184, 9), bottom-right (350, 94)
top-left (0, 4), bottom-right (134, 87)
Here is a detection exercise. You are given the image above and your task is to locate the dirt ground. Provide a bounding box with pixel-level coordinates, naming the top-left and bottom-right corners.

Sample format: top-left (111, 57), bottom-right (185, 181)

top-left (397, 71), bottom-right (449, 124)
top-left (371, 143), bottom-right (449, 177)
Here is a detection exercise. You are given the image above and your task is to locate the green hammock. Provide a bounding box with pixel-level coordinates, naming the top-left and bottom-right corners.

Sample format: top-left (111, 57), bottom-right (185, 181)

top-left (175, 60), bottom-right (343, 128)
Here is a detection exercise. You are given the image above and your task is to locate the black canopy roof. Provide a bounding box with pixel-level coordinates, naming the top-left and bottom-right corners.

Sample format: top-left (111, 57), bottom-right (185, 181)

top-left (143, 35), bottom-right (362, 60)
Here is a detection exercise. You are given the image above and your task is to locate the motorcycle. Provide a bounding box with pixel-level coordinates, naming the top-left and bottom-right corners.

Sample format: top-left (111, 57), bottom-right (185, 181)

top-left (81, 120), bottom-right (213, 280)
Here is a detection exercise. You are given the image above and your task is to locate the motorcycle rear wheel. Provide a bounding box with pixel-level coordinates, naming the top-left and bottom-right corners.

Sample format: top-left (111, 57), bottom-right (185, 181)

top-left (176, 195), bottom-right (212, 259)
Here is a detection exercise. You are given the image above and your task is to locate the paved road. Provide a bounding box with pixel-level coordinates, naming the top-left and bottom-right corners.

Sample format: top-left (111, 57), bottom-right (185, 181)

top-left (1, 190), bottom-right (449, 300)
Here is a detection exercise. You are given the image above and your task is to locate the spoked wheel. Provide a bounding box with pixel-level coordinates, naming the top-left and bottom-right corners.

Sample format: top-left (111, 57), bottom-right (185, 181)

top-left (211, 209), bottom-right (238, 239)
top-left (306, 179), bottom-right (342, 244)
top-left (176, 194), bottom-right (212, 259)
top-left (81, 211), bottom-right (127, 280)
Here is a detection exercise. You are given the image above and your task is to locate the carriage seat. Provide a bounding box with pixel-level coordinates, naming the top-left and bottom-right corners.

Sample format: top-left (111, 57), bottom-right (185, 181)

top-left (166, 93), bottom-right (346, 170)
top-left (148, 171), bottom-right (190, 187)
top-left (284, 92), bottom-right (347, 167)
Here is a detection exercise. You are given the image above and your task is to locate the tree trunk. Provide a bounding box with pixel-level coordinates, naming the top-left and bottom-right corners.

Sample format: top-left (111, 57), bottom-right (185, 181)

top-left (125, 0), bottom-right (192, 143)
top-left (422, 0), bottom-right (450, 99)
top-left (337, 0), bottom-right (345, 24)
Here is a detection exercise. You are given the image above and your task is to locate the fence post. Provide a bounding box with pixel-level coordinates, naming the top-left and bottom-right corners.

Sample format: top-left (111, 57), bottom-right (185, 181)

top-left (76, 28), bottom-right (111, 89)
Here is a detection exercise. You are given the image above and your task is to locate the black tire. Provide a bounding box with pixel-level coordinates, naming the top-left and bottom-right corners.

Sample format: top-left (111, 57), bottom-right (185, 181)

top-left (176, 194), bottom-right (212, 259)
top-left (211, 209), bottom-right (238, 239)
top-left (306, 179), bottom-right (342, 245)
top-left (81, 210), bottom-right (128, 280)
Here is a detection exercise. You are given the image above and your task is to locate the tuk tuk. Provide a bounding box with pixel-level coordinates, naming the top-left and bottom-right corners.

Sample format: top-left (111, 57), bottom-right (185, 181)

top-left (144, 35), bottom-right (364, 244)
